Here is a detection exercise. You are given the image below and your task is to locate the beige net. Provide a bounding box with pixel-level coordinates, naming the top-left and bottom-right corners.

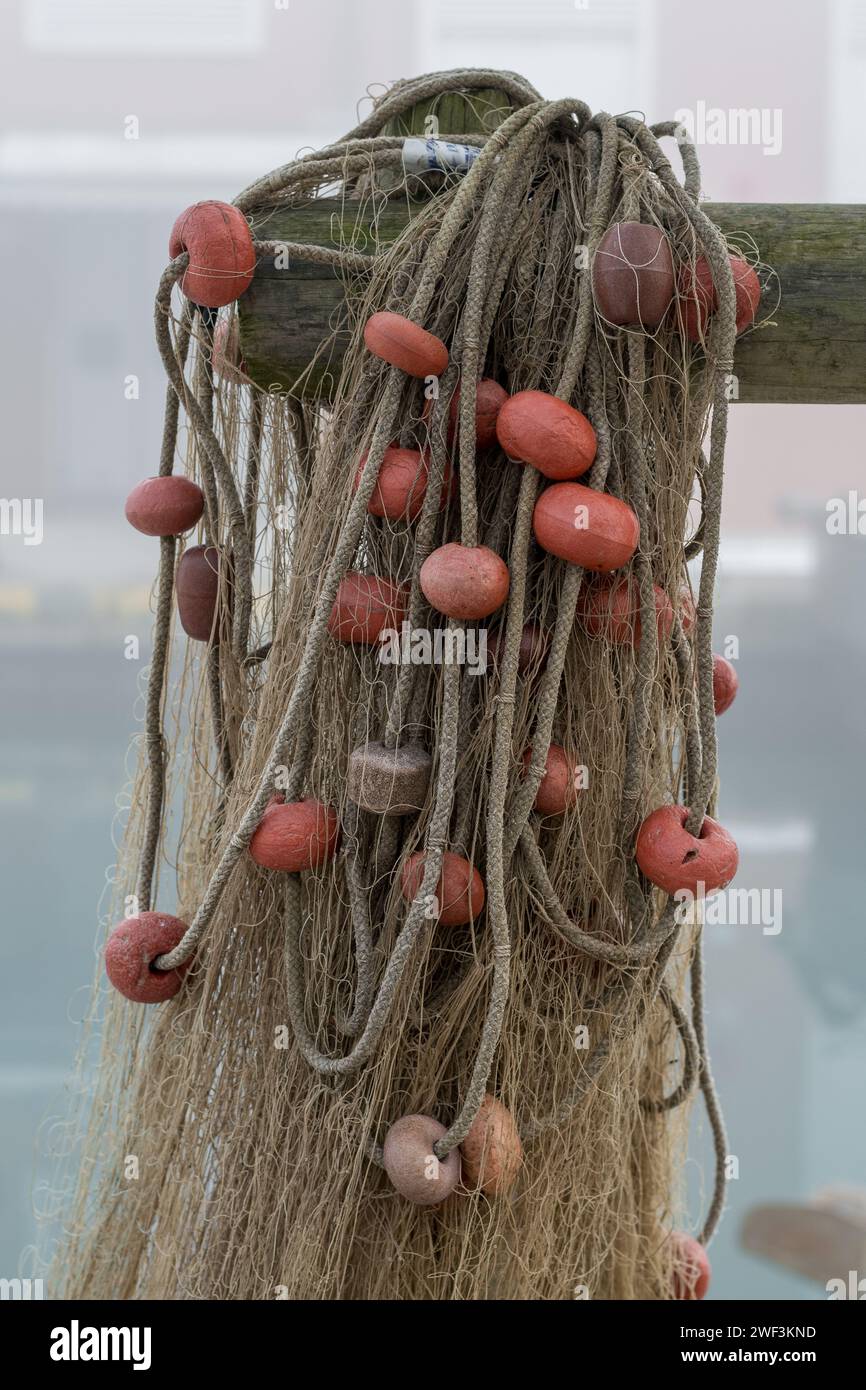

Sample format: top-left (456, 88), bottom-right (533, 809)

top-left (43, 70), bottom-right (765, 1300)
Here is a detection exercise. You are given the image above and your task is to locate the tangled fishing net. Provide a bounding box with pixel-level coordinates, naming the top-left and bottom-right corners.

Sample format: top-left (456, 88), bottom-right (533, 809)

top-left (44, 70), bottom-right (768, 1301)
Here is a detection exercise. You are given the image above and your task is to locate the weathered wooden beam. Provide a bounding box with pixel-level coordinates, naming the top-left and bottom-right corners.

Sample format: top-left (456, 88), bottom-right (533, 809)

top-left (238, 200), bottom-right (866, 406)
top-left (238, 82), bottom-right (519, 399)
top-left (241, 200), bottom-right (413, 398)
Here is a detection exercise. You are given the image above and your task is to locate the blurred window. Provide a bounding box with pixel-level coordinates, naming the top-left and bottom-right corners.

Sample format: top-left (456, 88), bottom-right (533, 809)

top-left (22, 0), bottom-right (265, 54)
top-left (830, 0), bottom-right (866, 196)
top-left (419, 0), bottom-right (652, 111)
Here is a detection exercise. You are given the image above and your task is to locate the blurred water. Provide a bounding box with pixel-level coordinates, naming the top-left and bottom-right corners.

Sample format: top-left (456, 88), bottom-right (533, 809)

top-left (0, 635), bottom-right (141, 1272)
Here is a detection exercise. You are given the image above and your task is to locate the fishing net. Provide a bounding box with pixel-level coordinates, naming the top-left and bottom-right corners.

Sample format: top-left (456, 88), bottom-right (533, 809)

top-left (45, 69), bottom-right (765, 1301)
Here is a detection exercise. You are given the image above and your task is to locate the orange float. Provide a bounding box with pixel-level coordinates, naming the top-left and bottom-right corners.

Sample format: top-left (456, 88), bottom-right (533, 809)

top-left (363, 311), bottom-right (448, 378)
top-left (419, 543), bottom-right (509, 620)
top-left (211, 315), bottom-right (246, 382)
top-left (592, 221), bottom-right (675, 328)
top-left (460, 1095), bottom-right (522, 1196)
top-left (522, 743), bottom-right (582, 815)
top-left (169, 200), bottom-right (255, 308)
top-left (423, 378), bottom-right (508, 449)
top-left (105, 911), bottom-right (191, 1004)
top-left (635, 805), bottom-right (738, 896)
top-left (577, 578), bottom-right (674, 646)
top-left (400, 850), bottom-right (485, 927)
top-left (678, 253), bottom-right (761, 341)
top-left (125, 476), bottom-right (204, 537)
top-left (354, 446), bottom-right (452, 522)
top-left (328, 572), bottom-right (408, 644)
top-left (532, 482), bottom-right (639, 572)
top-left (452, 379), bottom-right (509, 448)
top-left (495, 390), bottom-right (597, 480)
top-left (249, 798), bottom-right (339, 872)
top-left (712, 653), bottom-right (739, 714)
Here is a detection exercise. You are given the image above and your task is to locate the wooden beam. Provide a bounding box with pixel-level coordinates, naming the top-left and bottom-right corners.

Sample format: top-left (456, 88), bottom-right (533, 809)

top-left (237, 199), bottom-right (866, 406)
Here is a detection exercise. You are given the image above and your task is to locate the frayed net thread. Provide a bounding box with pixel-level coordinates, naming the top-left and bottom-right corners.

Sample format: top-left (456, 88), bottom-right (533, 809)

top-left (40, 69), bottom-right (758, 1300)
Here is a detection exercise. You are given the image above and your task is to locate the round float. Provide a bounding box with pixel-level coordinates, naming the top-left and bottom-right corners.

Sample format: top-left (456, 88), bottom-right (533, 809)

top-left (420, 543), bottom-right (510, 620)
top-left (496, 390), bottom-right (597, 480)
top-left (105, 911), bottom-right (191, 1004)
top-left (176, 544), bottom-right (222, 642)
top-left (678, 253), bottom-right (761, 341)
top-left (635, 805), bottom-right (738, 896)
top-left (592, 221), bottom-right (675, 328)
top-left (382, 1114), bottom-right (461, 1205)
top-left (125, 476), bottom-right (205, 538)
top-left (169, 200), bottom-right (255, 308)
top-left (364, 312), bottom-right (448, 378)
top-left (712, 654), bottom-right (739, 714)
top-left (400, 850), bottom-right (485, 926)
top-left (328, 572), bottom-right (408, 645)
top-left (249, 798), bottom-right (340, 872)
top-left (461, 1095), bottom-right (523, 1196)
top-left (522, 743), bottom-right (582, 815)
top-left (532, 483), bottom-right (639, 572)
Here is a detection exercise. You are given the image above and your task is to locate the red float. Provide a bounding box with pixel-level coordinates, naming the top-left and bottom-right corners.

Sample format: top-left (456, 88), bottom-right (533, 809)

top-left (577, 579), bottom-right (674, 646)
top-left (460, 1094), bottom-right (523, 1196)
top-left (532, 482), bottom-right (639, 572)
top-left (328, 572), bottom-right (408, 644)
top-left (671, 1233), bottom-right (712, 1300)
top-left (424, 378), bottom-right (508, 449)
top-left (176, 544), bottom-right (221, 642)
top-left (486, 621), bottom-right (549, 674)
top-left (169, 200), bottom-right (255, 308)
top-left (592, 222), bottom-right (675, 328)
top-left (453, 379), bottom-right (509, 449)
top-left (713, 653), bottom-right (739, 715)
top-left (678, 254), bottom-right (761, 341)
top-left (420, 543), bottom-right (509, 620)
top-left (105, 911), bottom-right (191, 1004)
top-left (522, 743), bottom-right (582, 815)
top-left (125, 476), bottom-right (205, 538)
top-left (249, 798), bottom-right (339, 872)
top-left (400, 850), bottom-right (485, 927)
top-left (363, 311), bottom-right (448, 379)
top-left (211, 315), bottom-right (246, 382)
top-left (354, 446), bottom-right (452, 522)
top-left (635, 804), bottom-right (738, 896)
top-left (495, 390), bottom-right (597, 480)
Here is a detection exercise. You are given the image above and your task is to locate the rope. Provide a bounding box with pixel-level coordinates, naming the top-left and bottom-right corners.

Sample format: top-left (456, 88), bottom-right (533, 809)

top-left (134, 74), bottom-right (748, 1252)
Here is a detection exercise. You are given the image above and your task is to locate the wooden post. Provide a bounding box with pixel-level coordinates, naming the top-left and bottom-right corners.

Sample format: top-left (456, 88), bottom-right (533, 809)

top-left (238, 199), bottom-right (866, 404)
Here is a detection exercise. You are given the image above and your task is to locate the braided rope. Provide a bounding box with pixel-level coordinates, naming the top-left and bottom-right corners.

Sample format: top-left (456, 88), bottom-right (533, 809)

top-left (135, 71), bottom-right (750, 1252)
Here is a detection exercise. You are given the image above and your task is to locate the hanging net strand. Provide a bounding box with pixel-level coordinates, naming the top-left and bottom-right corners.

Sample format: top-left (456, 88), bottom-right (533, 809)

top-left (47, 69), bottom-right (766, 1302)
